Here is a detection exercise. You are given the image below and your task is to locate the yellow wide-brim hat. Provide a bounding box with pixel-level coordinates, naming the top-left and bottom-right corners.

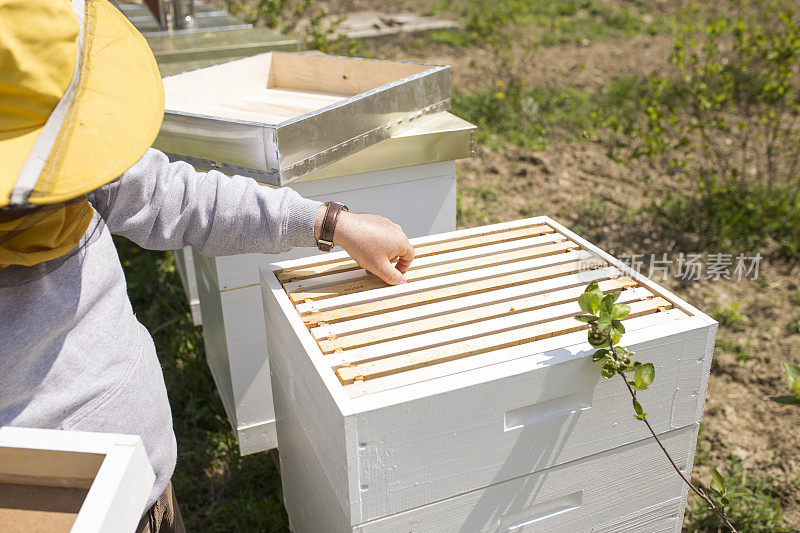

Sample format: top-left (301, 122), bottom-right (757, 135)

top-left (0, 0), bottom-right (164, 208)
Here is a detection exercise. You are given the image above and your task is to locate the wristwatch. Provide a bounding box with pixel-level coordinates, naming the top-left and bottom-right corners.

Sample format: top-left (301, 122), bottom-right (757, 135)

top-left (317, 201), bottom-right (349, 252)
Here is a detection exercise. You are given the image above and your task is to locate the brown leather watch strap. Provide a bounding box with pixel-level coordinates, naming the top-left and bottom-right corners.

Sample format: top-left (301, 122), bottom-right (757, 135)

top-left (317, 201), bottom-right (348, 252)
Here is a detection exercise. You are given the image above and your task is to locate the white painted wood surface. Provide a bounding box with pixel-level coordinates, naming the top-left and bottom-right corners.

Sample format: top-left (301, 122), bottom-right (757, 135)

top-left (193, 161), bottom-right (457, 454)
top-left (0, 426), bottom-right (154, 533)
top-left (260, 216), bottom-right (716, 530)
top-left (173, 246), bottom-right (201, 326)
top-left (277, 407), bottom-right (696, 533)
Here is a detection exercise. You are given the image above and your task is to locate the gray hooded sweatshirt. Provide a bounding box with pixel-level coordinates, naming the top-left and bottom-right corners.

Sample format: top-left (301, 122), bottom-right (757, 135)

top-left (0, 148), bottom-right (321, 509)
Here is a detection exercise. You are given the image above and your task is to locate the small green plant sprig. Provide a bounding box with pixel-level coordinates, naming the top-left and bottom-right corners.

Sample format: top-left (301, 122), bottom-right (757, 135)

top-left (770, 362), bottom-right (800, 406)
top-left (574, 281), bottom-right (739, 533)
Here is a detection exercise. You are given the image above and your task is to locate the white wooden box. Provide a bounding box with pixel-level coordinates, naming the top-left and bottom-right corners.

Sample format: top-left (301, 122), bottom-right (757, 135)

top-left (0, 426), bottom-right (154, 533)
top-left (260, 216), bottom-right (716, 532)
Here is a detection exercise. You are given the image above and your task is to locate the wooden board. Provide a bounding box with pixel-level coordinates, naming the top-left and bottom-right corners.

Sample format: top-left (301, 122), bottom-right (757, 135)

top-left (335, 296), bottom-right (672, 384)
top-left (207, 87), bottom-right (350, 123)
top-left (316, 277), bottom-right (637, 353)
top-left (299, 253), bottom-right (605, 323)
top-left (289, 240), bottom-right (579, 303)
top-left (276, 222), bottom-right (554, 283)
top-left (0, 483), bottom-right (86, 533)
top-left (272, 220), bottom-right (683, 386)
top-left (271, 52), bottom-right (431, 95)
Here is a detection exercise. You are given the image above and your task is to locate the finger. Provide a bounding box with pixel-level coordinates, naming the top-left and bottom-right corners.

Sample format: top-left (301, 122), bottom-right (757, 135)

top-left (394, 242), bottom-right (415, 273)
top-left (373, 257), bottom-right (407, 285)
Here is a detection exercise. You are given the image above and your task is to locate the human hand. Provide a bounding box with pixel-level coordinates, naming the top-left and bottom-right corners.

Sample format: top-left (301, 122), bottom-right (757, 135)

top-left (315, 207), bottom-right (414, 285)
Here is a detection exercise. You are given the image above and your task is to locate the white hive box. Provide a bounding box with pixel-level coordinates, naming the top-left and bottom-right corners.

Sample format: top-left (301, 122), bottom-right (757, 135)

top-left (0, 427), bottom-right (154, 533)
top-left (260, 216), bottom-right (716, 532)
top-left (179, 113), bottom-right (473, 455)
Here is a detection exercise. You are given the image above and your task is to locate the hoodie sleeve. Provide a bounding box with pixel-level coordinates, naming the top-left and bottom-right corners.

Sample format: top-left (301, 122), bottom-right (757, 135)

top-left (87, 148), bottom-right (321, 256)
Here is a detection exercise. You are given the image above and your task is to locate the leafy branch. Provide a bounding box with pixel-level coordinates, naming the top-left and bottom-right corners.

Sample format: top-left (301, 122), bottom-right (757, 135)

top-left (574, 281), bottom-right (739, 533)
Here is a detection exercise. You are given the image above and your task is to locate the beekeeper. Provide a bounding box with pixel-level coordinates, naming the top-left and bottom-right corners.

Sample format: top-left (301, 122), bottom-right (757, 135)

top-left (0, 0), bottom-right (415, 531)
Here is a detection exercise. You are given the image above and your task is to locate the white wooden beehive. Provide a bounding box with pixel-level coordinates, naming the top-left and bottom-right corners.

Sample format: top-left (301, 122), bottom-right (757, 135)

top-left (183, 113), bottom-right (474, 455)
top-left (261, 216), bottom-right (716, 532)
top-left (0, 427), bottom-right (154, 533)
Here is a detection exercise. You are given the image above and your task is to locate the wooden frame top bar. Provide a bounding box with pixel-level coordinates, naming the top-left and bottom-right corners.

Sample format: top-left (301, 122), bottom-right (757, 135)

top-left (268, 218), bottom-right (698, 391)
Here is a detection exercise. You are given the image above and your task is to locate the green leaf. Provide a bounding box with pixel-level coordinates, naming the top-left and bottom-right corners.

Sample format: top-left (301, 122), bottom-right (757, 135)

top-left (612, 304), bottom-right (631, 319)
top-left (711, 469), bottom-right (725, 493)
top-left (601, 294), bottom-right (616, 314)
top-left (783, 363), bottom-right (800, 394)
top-left (721, 496), bottom-right (730, 506)
top-left (633, 363), bottom-right (655, 390)
top-left (597, 315), bottom-right (612, 333)
top-left (585, 280), bottom-right (599, 292)
top-left (588, 332), bottom-right (609, 348)
top-left (632, 398), bottom-right (646, 418)
top-left (769, 395), bottom-right (800, 405)
top-left (791, 380), bottom-right (800, 400)
top-left (574, 314), bottom-right (598, 323)
top-left (592, 348), bottom-right (610, 362)
top-left (612, 319), bottom-right (625, 334)
top-left (608, 290), bottom-right (621, 304)
top-left (610, 331), bottom-right (622, 345)
top-left (578, 291), bottom-right (601, 314)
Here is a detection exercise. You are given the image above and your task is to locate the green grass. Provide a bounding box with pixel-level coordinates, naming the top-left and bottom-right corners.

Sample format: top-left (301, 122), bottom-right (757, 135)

top-left (686, 456), bottom-right (788, 532)
top-left (717, 338), bottom-right (754, 366)
top-left (711, 301), bottom-right (749, 331)
top-left (694, 422), bottom-right (711, 467)
top-left (115, 237), bottom-right (289, 532)
top-left (451, 75), bottom-right (646, 151)
top-left (788, 311), bottom-right (800, 334)
top-left (457, 184), bottom-right (505, 226)
top-left (650, 181), bottom-right (800, 260)
top-left (451, 84), bottom-right (593, 151)
top-left (429, 0), bottom-right (671, 48)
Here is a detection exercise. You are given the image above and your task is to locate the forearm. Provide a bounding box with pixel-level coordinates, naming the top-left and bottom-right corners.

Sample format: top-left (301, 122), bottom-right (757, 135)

top-left (89, 149), bottom-right (321, 255)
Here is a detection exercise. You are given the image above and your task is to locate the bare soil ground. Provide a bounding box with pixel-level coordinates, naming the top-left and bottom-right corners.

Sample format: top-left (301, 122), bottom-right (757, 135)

top-left (356, 22), bottom-right (800, 530)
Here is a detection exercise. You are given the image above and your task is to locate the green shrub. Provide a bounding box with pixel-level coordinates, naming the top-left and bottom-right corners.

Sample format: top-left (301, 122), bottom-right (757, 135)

top-left (628, 1), bottom-right (800, 259)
